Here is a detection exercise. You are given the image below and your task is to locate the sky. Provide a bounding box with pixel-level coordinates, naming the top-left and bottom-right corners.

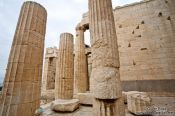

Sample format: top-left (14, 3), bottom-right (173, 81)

top-left (0, 0), bottom-right (141, 83)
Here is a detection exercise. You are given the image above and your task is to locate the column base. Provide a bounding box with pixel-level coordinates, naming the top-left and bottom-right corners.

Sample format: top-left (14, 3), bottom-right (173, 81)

top-left (93, 98), bottom-right (125, 116)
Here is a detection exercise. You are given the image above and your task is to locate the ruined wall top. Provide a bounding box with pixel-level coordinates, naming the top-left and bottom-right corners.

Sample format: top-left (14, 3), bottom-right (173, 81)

top-left (114, 0), bottom-right (155, 10)
top-left (79, 0), bottom-right (156, 27)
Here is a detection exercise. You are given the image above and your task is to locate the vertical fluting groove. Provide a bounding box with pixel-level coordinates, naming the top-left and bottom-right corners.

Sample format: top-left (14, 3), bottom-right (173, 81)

top-left (90, 0), bottom-right (119, 68)
top-left (89, 0), bottom-right (125, 115)
top-left (55, 33), bottom-right (74, 99)
top-left (0, 1), bottom-right (47, 116)
top-left (2, 3), bottom-right (31, 115)
top-left (74, 24), bottom-right (88, 94)
top-left (7, 3), bottom-right (31, 114)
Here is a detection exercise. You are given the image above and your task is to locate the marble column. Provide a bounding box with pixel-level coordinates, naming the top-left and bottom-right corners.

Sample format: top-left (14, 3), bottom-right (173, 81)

top-left (74, 23), bottom-right (88, 94)
top-left (89, 0), bottom-right (125, 115)
top-left (55, 33), bottom-right (74, 99)
top-left (0, 1), bottom-right (47, 116)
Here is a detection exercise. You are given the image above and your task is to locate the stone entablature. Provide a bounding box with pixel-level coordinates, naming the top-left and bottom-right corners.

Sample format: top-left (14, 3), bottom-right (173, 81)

top-left (45, 47), bottom-right (58, 58)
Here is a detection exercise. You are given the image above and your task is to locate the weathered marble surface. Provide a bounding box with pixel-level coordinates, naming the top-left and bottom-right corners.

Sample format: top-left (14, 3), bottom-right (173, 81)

top-left (127, 92), bottom-right (151, 115)
top-left (74, 23), bottom-right (88, 94)
top-left (88, 0), bottom-right (124, 115)
top-left (0, 1), bottom-right (47, 116)
top-left (41, 97), bottom-right (175, 116)
top-left (51, 99), bottom-right (80, 112)
top-left (75, 92), bottom-right (93, 105)
top-left (55, 33), bottom-right (74, 99)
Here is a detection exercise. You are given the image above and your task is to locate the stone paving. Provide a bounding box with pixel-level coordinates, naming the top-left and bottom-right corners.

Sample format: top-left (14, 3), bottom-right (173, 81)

top-left (42, 105), bottom-right (93, 116)
top-left (41, 105), bottom-right (136, 116)
top-left (41, 97), bottom-right (175, 116)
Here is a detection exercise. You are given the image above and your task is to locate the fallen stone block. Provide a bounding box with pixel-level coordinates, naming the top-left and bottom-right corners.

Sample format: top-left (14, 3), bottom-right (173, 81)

top-left (127, 92), bottom-right (151, 115)
top-left (51, 99), bottom-right (80, 112)
top-left (122, 91), bottom-right (139, 104)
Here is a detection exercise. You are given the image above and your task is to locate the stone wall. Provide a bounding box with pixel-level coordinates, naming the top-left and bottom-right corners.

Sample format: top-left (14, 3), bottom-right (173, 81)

top-left (114, 0), bottom-right (175, 93)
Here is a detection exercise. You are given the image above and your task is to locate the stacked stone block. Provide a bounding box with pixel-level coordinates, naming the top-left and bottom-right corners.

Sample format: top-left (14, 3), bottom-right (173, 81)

top-left (114, 0), bottom-right (175, 94)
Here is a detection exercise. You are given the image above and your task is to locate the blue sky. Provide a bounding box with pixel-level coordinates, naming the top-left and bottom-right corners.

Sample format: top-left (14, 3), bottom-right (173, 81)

top-left (0, 0), bottom-right (141, 83)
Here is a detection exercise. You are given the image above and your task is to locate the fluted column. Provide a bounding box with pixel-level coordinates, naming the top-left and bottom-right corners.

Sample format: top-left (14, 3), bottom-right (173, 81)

top-left (74, 23), bottom-right (88, 94)
top-left (55, 33), bottom-right (74, 99)
top-left (0, 1), bottom-right (47, 116)
top-left (89, 0), bottom-right (125, 115)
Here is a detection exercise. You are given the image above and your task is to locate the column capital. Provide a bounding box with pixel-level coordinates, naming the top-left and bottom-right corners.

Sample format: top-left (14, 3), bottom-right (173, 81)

top-left (76, 23), bottom-right (86, 32)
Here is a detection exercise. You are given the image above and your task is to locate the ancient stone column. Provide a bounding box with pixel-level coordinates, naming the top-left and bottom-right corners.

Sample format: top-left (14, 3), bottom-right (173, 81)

top-left (0, 1), bottom-right (47, 116)
top-left (55, 33), bottom-right (74, 99)
top-left (74, 23), bottom-right (88, 94)
top-left (89, 0), bottom-right (125, 115)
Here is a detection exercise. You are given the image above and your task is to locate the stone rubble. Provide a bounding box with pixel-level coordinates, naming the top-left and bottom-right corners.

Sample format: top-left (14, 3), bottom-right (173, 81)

top-left (51, 99), bottom-right (80, 112)
top-left (127, 92), bottom-right (152, 115)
